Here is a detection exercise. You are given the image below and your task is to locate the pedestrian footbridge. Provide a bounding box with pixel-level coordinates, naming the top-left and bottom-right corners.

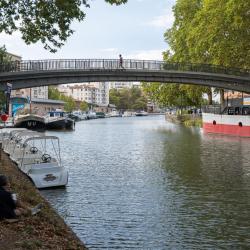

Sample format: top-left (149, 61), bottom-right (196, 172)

top-left (0, 59), bottom-right (249, 92)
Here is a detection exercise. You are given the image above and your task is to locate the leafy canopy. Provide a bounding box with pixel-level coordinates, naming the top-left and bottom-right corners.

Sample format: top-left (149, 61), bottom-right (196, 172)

top-left (0, 0), bottom-right (128, 52)
top-left (48, 86), bottom-right (76, 112)
top-left (109, 87), bottom-right (147, 110)
top-left (144, 0), bottom-right (250, 107)
top-left (0, 45), bottom-right (12, 64)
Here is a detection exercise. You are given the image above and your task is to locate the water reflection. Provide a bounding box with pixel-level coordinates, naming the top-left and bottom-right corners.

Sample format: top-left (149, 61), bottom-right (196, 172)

top-left (41, 116), bottom-right (250, 249)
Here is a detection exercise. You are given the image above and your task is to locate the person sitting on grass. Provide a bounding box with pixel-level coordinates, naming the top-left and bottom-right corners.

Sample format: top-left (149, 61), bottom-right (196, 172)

top-left (0, 175), bottom-right (42, 220)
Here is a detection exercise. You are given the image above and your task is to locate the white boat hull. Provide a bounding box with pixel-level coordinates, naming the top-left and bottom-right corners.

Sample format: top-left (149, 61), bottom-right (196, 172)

top-left (21, 162), bottom-right (68, 188)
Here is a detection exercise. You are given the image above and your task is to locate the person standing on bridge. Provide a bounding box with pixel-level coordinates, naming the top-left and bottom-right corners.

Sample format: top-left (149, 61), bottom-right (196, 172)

top-left (119, 54), bottom-right (124, 69)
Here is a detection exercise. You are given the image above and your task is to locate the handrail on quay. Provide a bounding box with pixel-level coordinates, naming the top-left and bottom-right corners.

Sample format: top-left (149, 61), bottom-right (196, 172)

top-left (0, 59), bottom-right (249, 77)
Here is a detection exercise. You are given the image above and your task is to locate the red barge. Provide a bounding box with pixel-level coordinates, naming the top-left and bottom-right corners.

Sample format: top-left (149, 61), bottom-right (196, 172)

top-left (202, 106), bottom-right (250, 137)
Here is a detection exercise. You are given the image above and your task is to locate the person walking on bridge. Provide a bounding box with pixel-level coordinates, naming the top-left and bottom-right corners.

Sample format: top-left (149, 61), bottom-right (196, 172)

top-left (119, 54), bottom-right (125, 69)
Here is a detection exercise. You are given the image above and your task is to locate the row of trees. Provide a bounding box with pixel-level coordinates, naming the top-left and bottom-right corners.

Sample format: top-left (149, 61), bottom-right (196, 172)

top-left (48, 87), bottom-right (88, 112)
top-left (143, 0), bottom-right (249, 107)
top-left (109, 87), bottom-right (147, 110)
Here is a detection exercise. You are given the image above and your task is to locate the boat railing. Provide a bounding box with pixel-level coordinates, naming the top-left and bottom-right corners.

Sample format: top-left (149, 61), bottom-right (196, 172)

top-left (202, 105), bottom-right (250, 115)
top-left (202, 105), bottom-right (223, 114)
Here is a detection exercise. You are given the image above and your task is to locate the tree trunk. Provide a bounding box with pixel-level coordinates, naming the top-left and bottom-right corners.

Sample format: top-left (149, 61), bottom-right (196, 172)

top-left (220, 89), bottom-right (225, 106)
top-left (207, 88), bottom-right (213, 105)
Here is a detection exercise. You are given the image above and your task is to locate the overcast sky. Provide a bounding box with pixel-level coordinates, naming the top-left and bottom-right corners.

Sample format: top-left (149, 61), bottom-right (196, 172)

top-left (0, 0), bottom-right (175, 60)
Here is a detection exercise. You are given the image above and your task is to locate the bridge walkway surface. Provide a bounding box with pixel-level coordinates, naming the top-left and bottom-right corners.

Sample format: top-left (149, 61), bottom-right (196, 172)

top-left (0, 59), bottom-right (249, 92)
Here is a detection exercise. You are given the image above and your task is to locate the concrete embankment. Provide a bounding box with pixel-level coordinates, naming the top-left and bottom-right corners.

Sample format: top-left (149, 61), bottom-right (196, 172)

top-left (0, 149), bottom-right (87, 250)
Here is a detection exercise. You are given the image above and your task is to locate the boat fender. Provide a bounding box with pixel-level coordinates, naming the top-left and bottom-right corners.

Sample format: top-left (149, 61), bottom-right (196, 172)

top-left (213, 120), bottom-right (216, 125)
top-left (239, 122), bottom-right (243, 127)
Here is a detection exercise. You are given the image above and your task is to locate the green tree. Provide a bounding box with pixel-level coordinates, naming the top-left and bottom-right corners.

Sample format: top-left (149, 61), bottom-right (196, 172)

top-left (187, 0), bottom-right (250, 68)
top-left (0, 45), bottom-right (11, 64)
top-left (64, 98), bottom-right (76, 112)
top-left (109, 87), bottom-right (147, 110)
top-left (163, 0), bottom-right (213, 104)
top-left (109, 89), bottom-right (121, 108)
top-left (142, 82), bottom-right (205, 108)
top-left (48, 86), bottom-right (61, 100)
top-left (163, 0), bottom-right (250, 105)
top-left (80, 101), bottom-right (88, 111)
top-left (48, 86), bottom-right (76, 112)
top-left (0, 0), bottom-right (127, 52)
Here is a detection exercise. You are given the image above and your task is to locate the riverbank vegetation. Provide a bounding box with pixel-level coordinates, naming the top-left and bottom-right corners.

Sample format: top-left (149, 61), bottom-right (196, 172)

top-left (109, 87), bottom-right (148, 110)
top-left (165, 109), bottom-right (203, 128)
top-left (0, 150), bottom-right (86, 250)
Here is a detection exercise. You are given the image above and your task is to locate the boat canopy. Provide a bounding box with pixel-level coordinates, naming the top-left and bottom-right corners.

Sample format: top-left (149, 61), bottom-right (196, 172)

top-left (23, 135), bottom-right (59, 144)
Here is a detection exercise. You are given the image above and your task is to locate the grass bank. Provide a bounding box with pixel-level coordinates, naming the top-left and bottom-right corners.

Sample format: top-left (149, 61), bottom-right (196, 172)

top-left (0, 149), bottom-right (87, 250)
top-left (165, 113), bottom-right (202, 127)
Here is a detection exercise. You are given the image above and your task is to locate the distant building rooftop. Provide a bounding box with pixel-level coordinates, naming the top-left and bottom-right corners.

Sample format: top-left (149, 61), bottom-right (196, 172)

top-left (6, 52), bottom-right (22, 61)
top-left (31, 98), bottom-right (65, 105)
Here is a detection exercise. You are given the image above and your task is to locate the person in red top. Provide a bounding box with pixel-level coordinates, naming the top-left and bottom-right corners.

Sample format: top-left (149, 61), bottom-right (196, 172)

top-left (0, 175), bottom-right (42, 220)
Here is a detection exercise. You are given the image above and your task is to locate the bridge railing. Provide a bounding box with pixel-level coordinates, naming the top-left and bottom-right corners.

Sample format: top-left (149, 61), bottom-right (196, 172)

top-left (0, 59), bottom-right (249, 77)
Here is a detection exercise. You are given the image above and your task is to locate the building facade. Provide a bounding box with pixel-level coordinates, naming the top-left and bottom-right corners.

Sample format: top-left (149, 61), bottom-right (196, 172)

top-left (12, 86), bottom-right (48, 100)
top-left (224, 91), bottom-right (250, 106)
top-left (7, 52), bottom-right (49, 101)
top-left (57, 82), bottom-right (109, 106)
top-left (109, 82), bottom-right (140, 90)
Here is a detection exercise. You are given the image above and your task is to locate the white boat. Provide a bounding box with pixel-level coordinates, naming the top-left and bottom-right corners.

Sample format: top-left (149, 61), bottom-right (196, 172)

top-left (110, 110), bottom-right (122, 117)
top-left (1, 128), bottom-right (27, 145)
top-left (14, 135), bottom-right (68, 188)
top-left (2, 129), bottom-right (28, 155)
top-left (135, 111), bottom-right (148, 116)
top-left (122, 111), bottom-right (135, 117)
top-left (9, 130), bottom-right (43, 163)
top-left (71, 110), bottom-right (87, 121)
top-left (87, 111), bottom-right (97, 119)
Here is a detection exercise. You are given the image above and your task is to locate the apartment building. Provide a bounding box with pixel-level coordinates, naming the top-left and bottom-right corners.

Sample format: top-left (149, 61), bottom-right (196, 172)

top-left (57, 82), bottom-right (109, 106)
top-left (7, 52), bottom-right (49, 100)
top-left (12, 86), bottom-right (48, 100)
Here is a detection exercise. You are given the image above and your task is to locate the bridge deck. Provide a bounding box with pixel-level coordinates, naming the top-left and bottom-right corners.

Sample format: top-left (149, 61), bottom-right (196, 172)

top-left (0, 59), bottom-right (249, 92)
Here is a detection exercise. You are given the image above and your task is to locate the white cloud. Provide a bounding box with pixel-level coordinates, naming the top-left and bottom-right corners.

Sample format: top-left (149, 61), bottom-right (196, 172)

top-left (100, 48), bottom-right (118, 53)
top-left (126, 49), bottom-right (164, 60)
top-left (145, 9), bottom-right (174, 29)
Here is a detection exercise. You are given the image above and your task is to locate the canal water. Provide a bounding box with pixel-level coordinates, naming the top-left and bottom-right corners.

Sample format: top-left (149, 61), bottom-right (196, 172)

top-left (41, 116), bottom-right (250, 249)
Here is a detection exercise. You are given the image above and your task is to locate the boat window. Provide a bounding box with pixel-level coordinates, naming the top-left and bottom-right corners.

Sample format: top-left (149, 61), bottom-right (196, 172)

top-left (228, 107), bottom-right (234, 115)
top-left (242, 107), bottom-right (250, 115)
top-left (235, 107), bottom-right (241, 115)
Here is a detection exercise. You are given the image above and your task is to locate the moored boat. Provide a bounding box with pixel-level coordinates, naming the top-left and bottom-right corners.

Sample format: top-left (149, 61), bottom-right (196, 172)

top-left (202, 105), bottom-right (250, 137)
top-left (135, 111), bottom-right (148, 116)
top-left (13, 135), bottom-right (68, 188)
top-left (14, 114), bottom-right (46, 131)
top-left (96, 112), bottom-right (106, 118)
top-left (45, 111), bottom-right (75, 130)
